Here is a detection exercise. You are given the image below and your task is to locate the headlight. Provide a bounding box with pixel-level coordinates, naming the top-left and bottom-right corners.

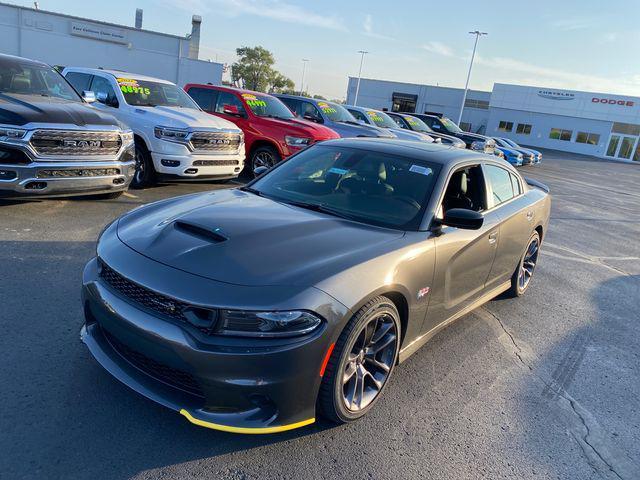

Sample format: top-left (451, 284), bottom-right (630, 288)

top-left (217, 309), bottom-right (322, 337)
top-left (285, 136), bottom-right (312, 147)
top-left (0, 126), bottom-right (27, 140)
top-left (470, 140), bottom-right (485, 151)
top-left (154, 126), bottom-right (190, 143)
top-left (517, 154), bottom-right (523, 159)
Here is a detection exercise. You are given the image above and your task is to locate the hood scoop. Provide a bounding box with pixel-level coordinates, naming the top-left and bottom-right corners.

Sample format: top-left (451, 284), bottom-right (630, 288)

top-left (174, 220), bottom-right (227, 243)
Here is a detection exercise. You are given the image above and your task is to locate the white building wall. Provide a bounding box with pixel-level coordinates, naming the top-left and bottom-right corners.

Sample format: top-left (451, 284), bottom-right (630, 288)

top-left (0, 3), bottom-right (222, 87)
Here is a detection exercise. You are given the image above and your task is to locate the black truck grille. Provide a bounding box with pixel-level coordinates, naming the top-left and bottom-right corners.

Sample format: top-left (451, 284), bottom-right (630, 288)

top-left (37, 168), bottom-right (120, 178)
top-left (30, 130), bottom-right (122, 156)
top-left (189, 132), bottom-right (241, 153)
top-left (99, 261), bottom-right (189, 323)
top-left (192, 159), bottom-right (240, 166)
top-left (103, 329), bottom-right (204, 397)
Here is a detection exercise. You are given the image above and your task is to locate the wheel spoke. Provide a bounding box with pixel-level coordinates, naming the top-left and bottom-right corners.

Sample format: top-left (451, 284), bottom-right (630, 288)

top-left (371, 333), bottom-right (396, 354)
top-left (343, 361), bottom-right (357, 385)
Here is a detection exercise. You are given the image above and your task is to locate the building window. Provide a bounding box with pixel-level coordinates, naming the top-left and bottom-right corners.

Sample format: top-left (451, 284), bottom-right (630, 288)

top-left (550, 128), bottom-right (573, 141)
top-left (575, 132), bottom-right (601, 145)
top-left (459, 122), bottom-right (472, 132)
top-left (391, 92), bottom-right (417, 113)
top-left (516, 123), bottom-right (532, 135)
top-left (498, 121), bottom-right (513, 132)
top-left (612, 122), bottom-right (640, 136)
top-left (464, 98), bottom-right (489, 110)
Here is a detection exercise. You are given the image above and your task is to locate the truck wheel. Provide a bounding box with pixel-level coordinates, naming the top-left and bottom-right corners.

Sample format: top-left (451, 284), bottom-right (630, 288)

top-left (250, 146), bottom-right (281, 177)
top-left (131, 142), bottom-right (156, 189)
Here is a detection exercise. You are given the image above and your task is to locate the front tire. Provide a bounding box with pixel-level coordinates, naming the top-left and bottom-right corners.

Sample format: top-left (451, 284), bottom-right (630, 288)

top-left (507, 231), bottom-right (541, 297)
top-left (249, 145), bottom-right (281, 177)
top-left (131, 142), bottom-right (156, 189)
top-left (319, 296), bottom-right (400, 424)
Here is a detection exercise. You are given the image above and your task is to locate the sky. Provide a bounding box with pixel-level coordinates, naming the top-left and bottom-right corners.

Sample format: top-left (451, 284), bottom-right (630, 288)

top-left (13, 0), bottom-right (640, 99)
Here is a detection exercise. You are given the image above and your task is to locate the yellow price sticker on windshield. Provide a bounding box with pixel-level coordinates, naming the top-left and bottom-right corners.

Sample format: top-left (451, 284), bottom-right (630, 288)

top-left (116, 78), bottom-right (139, 87)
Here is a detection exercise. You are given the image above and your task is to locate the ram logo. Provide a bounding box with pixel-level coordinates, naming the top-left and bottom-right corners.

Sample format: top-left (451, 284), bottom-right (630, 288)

top-left (63, 139), bottom-right (102, 148)
top-left (210, 139), bottom-right (231, 145)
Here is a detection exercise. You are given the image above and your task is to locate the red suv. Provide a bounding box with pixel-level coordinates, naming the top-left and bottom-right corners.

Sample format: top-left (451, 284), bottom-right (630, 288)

top-left (184, 84), bottom-right (339, 174)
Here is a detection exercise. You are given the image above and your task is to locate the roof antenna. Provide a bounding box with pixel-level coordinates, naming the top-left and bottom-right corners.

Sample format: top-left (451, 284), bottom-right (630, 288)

top-left (33, 1), bottom-right (39, 9)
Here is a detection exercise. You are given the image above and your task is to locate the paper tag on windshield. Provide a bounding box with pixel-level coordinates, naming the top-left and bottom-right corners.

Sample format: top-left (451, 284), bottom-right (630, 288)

top-left (409, 165), bottom-right (432, 176)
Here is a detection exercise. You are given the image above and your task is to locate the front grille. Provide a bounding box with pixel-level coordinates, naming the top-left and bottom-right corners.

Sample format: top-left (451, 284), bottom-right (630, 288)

top-left (189, 132), bottom-right (241, 153)
top-left (30, 130), bottom-right (122, 156)
top-left (100, 261), bottom-right (190, 323)
top-left (37, 168), bottom-right (120, 178)
top-left (192, 159), bottom-right (240, 167)
top-left (104, 329), bottom-right (204, 397)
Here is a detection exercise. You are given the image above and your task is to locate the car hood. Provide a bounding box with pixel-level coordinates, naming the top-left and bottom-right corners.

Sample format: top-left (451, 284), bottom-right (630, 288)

top-left (391, 128), bottom-right (432, 142)
top-left (0, 93), bottom-right (120, 127)
top-left (116, 189), bottom-right (404, 287)
top-left (131, 105), bottom-right (240, 131)
top-left (259, 116), bottom-right (339, 139)
top-left (460, 132), bottom-right (495, 145)
top-left (329, 121), bottom-right (390, 138)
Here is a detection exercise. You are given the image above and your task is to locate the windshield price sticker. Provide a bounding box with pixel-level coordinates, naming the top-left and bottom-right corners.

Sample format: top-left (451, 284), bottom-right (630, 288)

top-left (409, 165), bottom-right (433, 176)
top-left (318, 102), bottom-right (337, 114)
top-left (242, 94), bottom-right (267, 108)
top-left (117, 78), bottom-right (150, 95)
top-left (367, 111), bottom-right (383, 123)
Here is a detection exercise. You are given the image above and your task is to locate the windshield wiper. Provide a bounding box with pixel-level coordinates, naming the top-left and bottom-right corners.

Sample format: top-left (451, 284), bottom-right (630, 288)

top-left (263, 114), bottom-right (291, 121)
top-left (135, 103), bottom-right (158, 107)
top-left (238, 185), bottom-right (263, 197)
top-left (285, 200), bottom-right (354, 220)
top-left (338, 120), bottom-right (361, 126)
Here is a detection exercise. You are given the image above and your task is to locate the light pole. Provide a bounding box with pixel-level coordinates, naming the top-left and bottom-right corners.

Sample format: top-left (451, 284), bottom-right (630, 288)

top-left (353, 50), bottom-right (369, 106)
top-left (299, 59), bottom-right (309, 96)
top-left (457, 31), bottom-right (487, 126)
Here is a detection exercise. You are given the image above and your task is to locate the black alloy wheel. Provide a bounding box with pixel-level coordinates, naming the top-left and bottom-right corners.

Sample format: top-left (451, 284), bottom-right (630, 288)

top-left (250, 145), bottom-right (281, 176)
top-left (319, 296), bottom-right (400, 423)
top-left (131, 142), bottom-right (156, 189)
top-left (508, 231), bottom-right (541, 297)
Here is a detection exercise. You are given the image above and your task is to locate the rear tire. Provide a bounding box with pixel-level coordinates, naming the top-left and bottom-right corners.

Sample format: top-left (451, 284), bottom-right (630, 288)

top-left (506, 231), bottom-right (541, 297)
top-left (319, 296), bottom-right (400, 424)
top-left (131, 141), bottom-right (156, 189)
top-left (249, 145), bottom-right (281, 177)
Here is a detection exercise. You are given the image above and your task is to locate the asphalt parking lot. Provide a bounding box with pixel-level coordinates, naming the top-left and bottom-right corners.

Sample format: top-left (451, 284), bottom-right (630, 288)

top-left (2, 151), bottom-right (639, 480)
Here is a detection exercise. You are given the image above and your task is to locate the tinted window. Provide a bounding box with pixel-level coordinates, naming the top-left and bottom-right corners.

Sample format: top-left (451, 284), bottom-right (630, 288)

top-left (278, 97), bottom-right (299, 114)
top-left (241, 93), bottom-right (294, 119)
top-left (301, 101), bottom-right (322, 122)
top-left (510, 173), bottom-right (522, 196)
top-left (348, 109), bottom-right (369, 123)
top-left (0, 57), bottom-right (81, 101)
top-left (215, 91), bottom-right (246, 115)
top-left (90, 75), bottom-right (119, 107)
top-left (485, 164), bottom-right (515, 206)
top-left (65, 72), bottom-right (92, 93)
top-left (251, 145), bottom-right (441, 230)
top-left (188, 87), bottom-right (218, 112)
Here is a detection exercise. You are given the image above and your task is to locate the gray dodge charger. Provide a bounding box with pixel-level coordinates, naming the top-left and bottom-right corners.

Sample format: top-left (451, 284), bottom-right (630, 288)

top-left (81, 138), bottom-right (551, 434)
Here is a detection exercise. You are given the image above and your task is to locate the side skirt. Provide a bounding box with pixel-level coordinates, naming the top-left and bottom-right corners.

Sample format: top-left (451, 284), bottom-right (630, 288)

top-left (398, 280), bottom-right (511, 363)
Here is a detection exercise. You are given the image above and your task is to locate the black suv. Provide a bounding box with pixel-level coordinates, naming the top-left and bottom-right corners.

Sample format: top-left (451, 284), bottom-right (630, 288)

top-left (0, 54), bottom-right (134, 198)
top-left (402, 113), bottom-right (495, 154)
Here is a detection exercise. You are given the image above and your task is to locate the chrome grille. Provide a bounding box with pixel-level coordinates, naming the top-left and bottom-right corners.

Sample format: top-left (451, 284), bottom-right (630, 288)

top-left (189, 132), bottom-right (241, 153)
top-left (37, 168), bottom-right (120, 178)
top-left (30, 130), bottom-right (122, 156)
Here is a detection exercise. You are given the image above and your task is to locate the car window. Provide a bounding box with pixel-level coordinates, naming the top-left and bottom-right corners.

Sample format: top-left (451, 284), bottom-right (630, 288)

top-left (0, 56), bottom-right (81, 101)
top-left (485, 164), bottom-right (515, 206)
top-left (442, 165), bottom-right (487, 213)
top-left (389, 115), bottom-right (407, 128)
top-left (90, 75), bottom-right (119, 107)
top-left (348, 109), bottom-right (368, 123)
top-left (301, 101), bottom-right (323, 122)
top-left (188, 87), bottom-right (218, 112)
top-left (510, 173), bottom-right (522, 196)
top-left (65, 72), bottom-right (92, 93)
top-left (251, 145), bottom-right (442, 230)
top-left (278, 97), bottom-right (299, 114)
top-left (118, 78), bottom-right (199, 108)
top-left (215, 91), bottom-right (246, 115)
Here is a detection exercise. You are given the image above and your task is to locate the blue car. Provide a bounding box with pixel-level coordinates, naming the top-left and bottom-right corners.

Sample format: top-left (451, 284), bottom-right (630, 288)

top-left (493, 137), bottom-right (542, 165)
top-left (274, 94), bottom-right (395, 139)
top-left (495, 146), bottom-right (524, 166)
top-left (345, 105), bottom-right (435, 143)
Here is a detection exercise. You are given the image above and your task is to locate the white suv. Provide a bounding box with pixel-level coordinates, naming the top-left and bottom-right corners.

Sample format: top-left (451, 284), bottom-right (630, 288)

top-left (62, 68), bottom-right (245, 187)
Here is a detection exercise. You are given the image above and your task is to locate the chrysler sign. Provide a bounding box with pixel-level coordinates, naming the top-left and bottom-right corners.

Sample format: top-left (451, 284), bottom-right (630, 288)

top-left (537, 90), bottom-right (575, 100)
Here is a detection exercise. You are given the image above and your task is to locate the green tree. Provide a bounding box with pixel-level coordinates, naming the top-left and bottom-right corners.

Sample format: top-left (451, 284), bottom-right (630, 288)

top-left (231, 46), bottom-right (294, 93)
top-left (313, 94), bottom-right (327, 100)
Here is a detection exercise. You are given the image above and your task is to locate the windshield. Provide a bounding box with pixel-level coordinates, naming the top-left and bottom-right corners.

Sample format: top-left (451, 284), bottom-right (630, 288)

top-left (0, 57), bottom-right (80, 101)
top-left (493, 137), bottom-right (510, 148)
top-left (366, 110), bottom-right (398, 129)
top-left (440, 117), bottom-right (463, 134)
top-left (503, 138), bottom-right (520, 148)
top-left (402, 115), bottom-right (433, 133)
top-left (251, 145), bottom-right (441, 230)
top-left (117, 78), bottom-right (199, 108)
top-left (317, 101), bottom-right (356, 123)
top-left (241, 93), bottom-right (294, 119)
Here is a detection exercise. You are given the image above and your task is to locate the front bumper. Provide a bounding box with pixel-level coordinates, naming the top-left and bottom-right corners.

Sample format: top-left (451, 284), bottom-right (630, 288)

top-left (150, 151), bottom-right (245, 178)
top-left (0, 160), bottom-right (135, 198)
top-left (80, 247), bottom-right (347, 433)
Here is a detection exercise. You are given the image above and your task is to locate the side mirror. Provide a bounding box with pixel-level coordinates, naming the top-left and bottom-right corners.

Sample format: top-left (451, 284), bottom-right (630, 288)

top-left (440, 208), bottom-right (484, 230)
top-left (223, 104), bottom-right (242, 116)
top-left (95, 92), bottom-right (108, 104)
top-left (82, 91), bottom-right (96, 103)
top-left (253, 166), bottom-right (269, 177)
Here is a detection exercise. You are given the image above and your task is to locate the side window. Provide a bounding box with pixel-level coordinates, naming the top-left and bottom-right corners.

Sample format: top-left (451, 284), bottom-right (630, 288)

top-left (485, 164), bottom-right (515, 207)
top-left (301, 102), bottom-right (322, 122)
top-left (442, 165), bottom-right (487, 213)
top-left (90, 75), bottom-right (119, 107)
top-left (348, 109), bottom-right (368, 123)
top-left (215, 91), bottom-right (245, 115)
top-left (188, 87), bottom-right (218, 112)
top-left (65, 72), bottom-right (92, 93)
top-left (510, 173), bottom-right (522, 196)
top-left (422, 117), bottom-right (437, 128)
top-left (279, 97), bottom-right (299, 115)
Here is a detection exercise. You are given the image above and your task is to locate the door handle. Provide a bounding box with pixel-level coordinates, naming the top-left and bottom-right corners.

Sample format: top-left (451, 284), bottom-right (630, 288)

top-left (488, 231), bottom-right (498, 245)
top-left (526, 211), bottom-right (534, 221)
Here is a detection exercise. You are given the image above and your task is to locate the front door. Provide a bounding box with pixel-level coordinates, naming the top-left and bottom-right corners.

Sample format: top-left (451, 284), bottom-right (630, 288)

top-left (606, 134), bottom-right (639, 161)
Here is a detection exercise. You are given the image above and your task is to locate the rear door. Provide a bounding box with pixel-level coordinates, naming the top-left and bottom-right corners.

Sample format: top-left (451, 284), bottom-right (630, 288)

top-left (483, 164), bottom-right (532, 290)
top-left (187, 86), bottom-right (219, 114)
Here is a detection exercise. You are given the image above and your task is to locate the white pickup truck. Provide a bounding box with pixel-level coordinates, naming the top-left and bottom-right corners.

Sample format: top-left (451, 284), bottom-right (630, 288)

top-left (62, 67), bottom-right (245, 187)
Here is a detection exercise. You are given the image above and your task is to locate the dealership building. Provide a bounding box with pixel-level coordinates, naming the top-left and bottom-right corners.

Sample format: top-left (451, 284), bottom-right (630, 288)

top-left (346, 77), bottom-right (640, 162)
top-left (0, 2), bottom-right (223, 87)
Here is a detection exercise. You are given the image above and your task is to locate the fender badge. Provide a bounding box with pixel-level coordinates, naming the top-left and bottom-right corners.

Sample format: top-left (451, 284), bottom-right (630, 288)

top-left (417, 287), bottom-right (430, 299)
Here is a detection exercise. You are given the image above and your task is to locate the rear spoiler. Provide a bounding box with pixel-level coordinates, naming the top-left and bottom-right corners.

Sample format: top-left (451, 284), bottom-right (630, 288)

top-left (525, 177), bottom-right (549, 193)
